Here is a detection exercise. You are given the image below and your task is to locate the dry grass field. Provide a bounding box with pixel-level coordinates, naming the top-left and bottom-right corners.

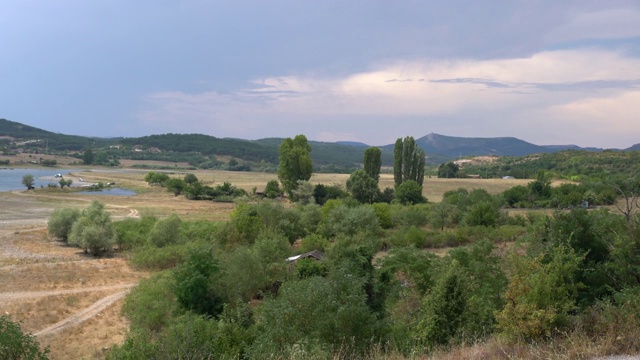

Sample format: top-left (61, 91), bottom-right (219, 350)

top-left (0, 167), bottom-right (538, 359)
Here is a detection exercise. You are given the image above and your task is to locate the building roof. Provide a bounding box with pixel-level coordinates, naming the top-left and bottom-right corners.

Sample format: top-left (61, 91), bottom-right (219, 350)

top-left (286, 250), bottom-right (325, 263)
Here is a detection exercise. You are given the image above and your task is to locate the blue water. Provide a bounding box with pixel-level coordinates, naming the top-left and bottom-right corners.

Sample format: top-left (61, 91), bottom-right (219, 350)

top-left (0, 168), bottom-right (78, 192)
top-left (76, 188), bottom-right (137, 196)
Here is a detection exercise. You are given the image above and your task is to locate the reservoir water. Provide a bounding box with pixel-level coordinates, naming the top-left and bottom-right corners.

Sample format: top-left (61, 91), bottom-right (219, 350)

top-left (0, 168), bottom-right (137, 196)
top-left (0, 168), bottom-right (78, 192)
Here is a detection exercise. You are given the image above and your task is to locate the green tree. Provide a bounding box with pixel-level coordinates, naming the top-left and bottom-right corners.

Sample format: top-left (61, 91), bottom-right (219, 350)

top-left (394, 136), bottom-right (425, 186)
top-left (503, 185), bottom-right (529, 207)
top-left (346, 169), bottom-right (379, 204)
top-left (264, 179), bottom-right (283, 199)
top-left (68, 201), bottom-right (117, 256)
top-left (148, 214), bottom-right (182, 247)
top-left (144, 171), bottom-right (170, 186)
top-left (83, 148), bottom-right (94, 165)
top-left (183, 173), bottom-right (198, 185)
top-left (395, 180), bottom-right (426, 205)
top-left (0, 315), bottom-right (49, 360)
top-left (277, 135), bottom-right (313, 196)
top-left (250, 274), bottom-right (378, 357)
top-left (21, 174), bottom-right (34, 189)
top-left (219, 247), bottom-right (268, 303)
top-left (430, 201), bottom-right (454, 231)
top-left (290, 180), bottom-right (315, 204)
top-left (438, 162), bottom-right (460, 178)
top-left (48, 208), bottom-right (81, 243)
top-left (121, 271), bottom-right (177, 333)
top-left (415, 261), bottom-right (468, 347)
top-left (464, 201), bottom-right (500, 227)
top-left (313, 184), bottom-right (348, 205)
top-left (363, 147), bottom-right (382, 182)
top-left (166, 178), bottom-right (186, 196)
top-left (58, 178), bottom-right (72, 188)
top-left (496, 244), bottom-right (583, 341)
top-left (173, 246), bottom-right (226, 317)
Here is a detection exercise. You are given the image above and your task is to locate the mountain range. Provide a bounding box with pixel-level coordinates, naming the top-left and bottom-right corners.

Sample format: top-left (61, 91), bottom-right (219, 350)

top-left (1, 118), bottom-right (638, 167)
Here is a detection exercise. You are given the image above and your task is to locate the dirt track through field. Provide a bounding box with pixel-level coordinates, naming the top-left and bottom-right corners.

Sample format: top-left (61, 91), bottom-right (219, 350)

top-left (0, 283), bottom-right (136, 303)
top-left (33, 289), bottom-right (131, 337)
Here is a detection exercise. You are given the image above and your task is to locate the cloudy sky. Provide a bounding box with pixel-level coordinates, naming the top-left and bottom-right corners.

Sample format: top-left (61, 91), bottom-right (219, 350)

top-left (1, 1), bottom-right (639, 148)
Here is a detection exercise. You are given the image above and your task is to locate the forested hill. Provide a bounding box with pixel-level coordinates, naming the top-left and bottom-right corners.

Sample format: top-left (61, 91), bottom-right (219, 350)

top-left (2, 118), bottom-right (635, 171)
top-left (119, 134), bottom-right (279, 163)
top-left (460, 149), bottom-right (640, 180)
top-left (0, 118), bottom-right (118, 151)
top-left (627, 143), bottom-right (640, 151)
top-left (387, 133), bottom-right (605, 158)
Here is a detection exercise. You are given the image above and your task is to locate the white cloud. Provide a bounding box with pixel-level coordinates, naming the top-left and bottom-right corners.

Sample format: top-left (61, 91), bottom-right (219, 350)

top-left (138, 48), bottom-right (640, 148)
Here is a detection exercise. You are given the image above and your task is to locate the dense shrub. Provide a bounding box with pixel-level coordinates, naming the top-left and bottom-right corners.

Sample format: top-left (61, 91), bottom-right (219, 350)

top-left (313, 183), bottom-right (348, 205)
top-left (68, 201), bottom-right (117, 256)
top-left (323, 205), bottom-right (381, 237)
top-left (47, 207), bottom-right (80, 243)
top-left (391, 203), bottom-right (430, 227)
top-left (395, 180), bottom-right (426, 205)
top-left (148, 214), bottom-right (183, 247)
top-left (121, 271), bottom-right (177, 333)
top-left (496, 243), bottom-right (583, 341)
top-left (173, 246), bottom-right (226, 317)
top-left (130, 244), bottom-right (189, 270)
top-left (113, 216), bottom-right (157, 250)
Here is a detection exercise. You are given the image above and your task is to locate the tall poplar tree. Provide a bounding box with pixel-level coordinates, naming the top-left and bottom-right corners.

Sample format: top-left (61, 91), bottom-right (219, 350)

top-left (393, 136), bottom-right (426, 186)
top-left (278, 135), bottom-right (313, 197)
top-left (394, 138), bottom-right (403, 186)
top-left (363, 147), bottom-right (382, 182)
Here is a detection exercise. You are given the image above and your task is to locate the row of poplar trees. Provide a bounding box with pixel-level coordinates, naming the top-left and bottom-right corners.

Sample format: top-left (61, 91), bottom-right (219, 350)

top-left (277, 134), bottom-right (426, 201)
top-left (393, 136), bottom-right (425, 187)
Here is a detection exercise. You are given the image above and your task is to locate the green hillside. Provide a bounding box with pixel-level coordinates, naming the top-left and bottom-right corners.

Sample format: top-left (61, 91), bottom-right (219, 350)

top-left (0, 118), bottom-right (119, 151)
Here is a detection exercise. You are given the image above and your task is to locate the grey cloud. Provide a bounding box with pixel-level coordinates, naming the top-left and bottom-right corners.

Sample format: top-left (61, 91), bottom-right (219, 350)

top-left (430, 78), bottom-right (640, 91)
top-left (527, 79), bottom-right (640, 91)
top-left (430, 78), bottom-right (513, 88)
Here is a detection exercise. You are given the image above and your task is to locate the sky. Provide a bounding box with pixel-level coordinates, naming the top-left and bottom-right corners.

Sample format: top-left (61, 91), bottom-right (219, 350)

top-left (1, 1), bottom-right (639, 149)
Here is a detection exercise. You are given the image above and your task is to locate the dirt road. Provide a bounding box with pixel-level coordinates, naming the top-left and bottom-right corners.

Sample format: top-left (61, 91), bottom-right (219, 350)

top-left (0, 192), bottom-right (147, 358)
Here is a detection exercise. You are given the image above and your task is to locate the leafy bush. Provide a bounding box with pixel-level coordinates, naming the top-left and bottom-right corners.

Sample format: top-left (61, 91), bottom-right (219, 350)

top-left (372, 203), bottom-right (394, 229)
top-left (299, 234), bottom-right (330, 253)
top-left (145, 171), bottom-right (170, 185)
top-left (47, 207), bottom-right (81, 243)
top-left (391, 204), bottom-right (430, 227)
top-left (496, 243), bottom-right (583, 341)
top-left (173, 246), bottom-right (226, 317)
top-left (347, 169), bottom-right (379, 204)
top-left (323, 205), bottom-right (381, 237)
top-left (113, 216), bottom-right (157, 250)
top-left (218, 246), bottom-right (269, 303)
top-left (395, 180), bottom-right (426, 205)
top-left (130, 244), bottom-right (188, 270)
top-left (121, 271), bottom-right (176, 333)
top-left (0, 315), bottom-right (49, 360)
top-left (148, 214), bottom-right (182, 247)
top-left (415, 261), bottom-right (468, 347)
top-left (68, 201), bottom-right (116, 256)
top-left (264, 179), bottom-right (283, 198)
top-left (249, 274), bottom-right (379, 357)
top-left (313, 183), bottom-right (348, 205)
top-left (464, 202), bottom-right (501, 227)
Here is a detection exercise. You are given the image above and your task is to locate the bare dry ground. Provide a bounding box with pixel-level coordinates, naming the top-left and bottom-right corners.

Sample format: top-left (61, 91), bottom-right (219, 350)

top-left (0, 167), bottom-right (536, 359)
